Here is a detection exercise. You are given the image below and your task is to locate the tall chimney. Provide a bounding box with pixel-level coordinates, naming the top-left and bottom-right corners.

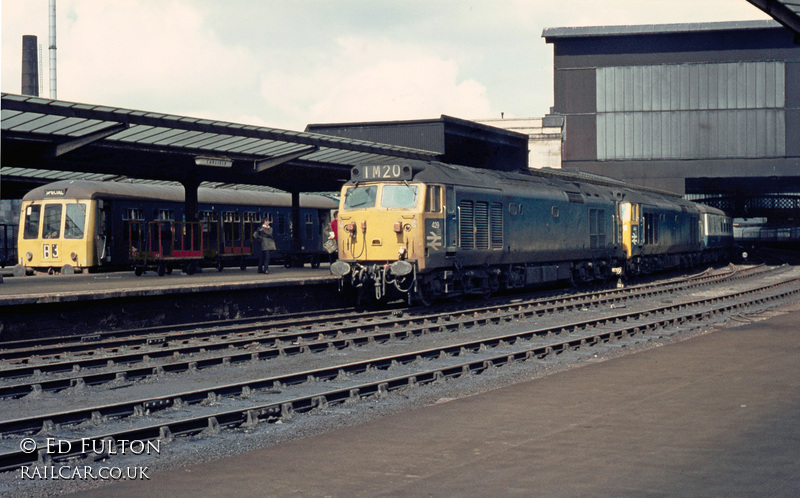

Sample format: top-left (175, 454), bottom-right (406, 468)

top-left (49, 0), bottom-right (57, 99)
top-left (21, 35), bottom-right (39, 96)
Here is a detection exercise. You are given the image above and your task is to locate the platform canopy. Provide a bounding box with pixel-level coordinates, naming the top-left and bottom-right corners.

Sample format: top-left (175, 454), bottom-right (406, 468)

top-left (1, 93), bottom-right (439, 193)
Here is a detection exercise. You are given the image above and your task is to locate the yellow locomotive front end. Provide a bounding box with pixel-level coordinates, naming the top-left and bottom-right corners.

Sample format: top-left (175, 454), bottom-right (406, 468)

top-left (331, 164), bottom-right (444, 303)
top-left (18, 194), bottom-right (98, 274)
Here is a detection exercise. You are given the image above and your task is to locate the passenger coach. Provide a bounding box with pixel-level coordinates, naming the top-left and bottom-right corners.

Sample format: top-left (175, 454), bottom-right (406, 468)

top-left (17, 180), bottom-right (337, 275)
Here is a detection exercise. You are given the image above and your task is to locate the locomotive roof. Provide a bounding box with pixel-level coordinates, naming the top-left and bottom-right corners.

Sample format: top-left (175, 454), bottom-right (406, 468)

top-left (22, 180), bottom-right (338, 209)
top-left (349, 159), bottom-right (695, 208)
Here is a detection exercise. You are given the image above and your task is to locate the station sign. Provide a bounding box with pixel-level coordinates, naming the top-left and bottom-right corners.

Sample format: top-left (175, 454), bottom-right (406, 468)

top-left (195, 156), bottom-right (233, 168)
top-left (351, 164), bottom-right (413, 181)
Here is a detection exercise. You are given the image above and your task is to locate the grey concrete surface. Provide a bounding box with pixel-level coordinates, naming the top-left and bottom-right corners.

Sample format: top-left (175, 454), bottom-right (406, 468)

top-left (81, 301), bottom-right (800, 497)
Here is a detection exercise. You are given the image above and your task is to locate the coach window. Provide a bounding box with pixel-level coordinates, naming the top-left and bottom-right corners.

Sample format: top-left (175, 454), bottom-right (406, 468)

top-left (64, 203), bottom-right (87, 239)
top-left (425, 185), bottom-right (442, 213)
top-left (305, 213), bottom-right (314, 240)
top-left (43, 204), bottom-right (63, 239)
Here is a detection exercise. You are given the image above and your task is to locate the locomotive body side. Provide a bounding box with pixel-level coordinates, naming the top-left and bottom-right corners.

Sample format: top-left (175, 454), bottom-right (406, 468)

top-left (331, 160), bottom-right (628, 303)
top-left (331, 159), bottom-right (733, 305)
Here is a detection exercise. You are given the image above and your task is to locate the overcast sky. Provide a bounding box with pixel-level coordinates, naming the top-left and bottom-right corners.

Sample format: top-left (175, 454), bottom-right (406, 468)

top-left (2, 0), bottom-right (770, 131)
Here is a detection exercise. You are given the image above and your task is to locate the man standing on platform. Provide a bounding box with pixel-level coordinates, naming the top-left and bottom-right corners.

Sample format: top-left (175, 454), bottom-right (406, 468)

top-left (253, 219), bottom-right (276, 274)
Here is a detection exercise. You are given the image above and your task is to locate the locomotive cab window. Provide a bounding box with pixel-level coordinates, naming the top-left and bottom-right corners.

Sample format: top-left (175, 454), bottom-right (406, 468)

top-left (425, 185), bottom-right (442, 213)
top-left (381, 185), bottom-right (418, 209)
top-left (343, 185), bottom-right (378, 210)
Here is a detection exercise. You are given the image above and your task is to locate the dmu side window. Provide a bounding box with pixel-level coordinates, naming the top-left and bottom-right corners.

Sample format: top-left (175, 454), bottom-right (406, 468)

top-left (23, 205), bottom-right (41, 239)
top-left (277, 214), bottom-right (286, 236)
top-left (305, 214), bottom-right (313, 240)
top-left (43, 204), bottom-right (63, 239)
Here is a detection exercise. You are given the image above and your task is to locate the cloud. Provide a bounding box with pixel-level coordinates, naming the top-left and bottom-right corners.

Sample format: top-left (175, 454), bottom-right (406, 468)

top-left (261, 36), bottom-right (493, 128)
top-left (57, 1), bottom-right (258, 111)
top-left (3, 0), bottom-right (771, 133)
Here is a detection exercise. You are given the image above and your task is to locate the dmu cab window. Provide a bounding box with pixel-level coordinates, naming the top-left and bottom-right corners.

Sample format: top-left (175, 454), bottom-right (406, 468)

top-left (43, 204), bottom-right (63, 239)
top-left (23, 205), bottom-right (41, 239)
top-left (65, 203), bottom-right (87, 239)
top-left (343, 186), bottom-right (378, 210)
top-left (381, 185), bottom-right (418, 209)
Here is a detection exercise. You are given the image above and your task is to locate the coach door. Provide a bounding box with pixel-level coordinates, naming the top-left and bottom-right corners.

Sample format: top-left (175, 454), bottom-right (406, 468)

top-left (95, 200), bottom-right (110, 265)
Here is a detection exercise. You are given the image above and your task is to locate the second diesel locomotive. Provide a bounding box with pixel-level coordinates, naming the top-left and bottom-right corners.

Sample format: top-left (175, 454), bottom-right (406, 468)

top-left (329, 159), bottom-right (733, 304)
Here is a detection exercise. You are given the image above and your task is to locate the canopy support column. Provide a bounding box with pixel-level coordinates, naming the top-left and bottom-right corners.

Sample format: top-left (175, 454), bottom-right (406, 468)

top-left (292, 191), bottom-right (301, 253)
top-left (181, 178), bottom-right (201, 222)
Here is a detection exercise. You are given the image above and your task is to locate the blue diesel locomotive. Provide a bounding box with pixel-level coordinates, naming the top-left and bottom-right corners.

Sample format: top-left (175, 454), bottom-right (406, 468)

top-left (330, 159), bottom-right (733, 304)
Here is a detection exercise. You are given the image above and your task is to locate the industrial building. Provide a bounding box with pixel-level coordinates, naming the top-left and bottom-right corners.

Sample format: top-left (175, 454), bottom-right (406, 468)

top-left (542, 20), bottom-right (799, 223)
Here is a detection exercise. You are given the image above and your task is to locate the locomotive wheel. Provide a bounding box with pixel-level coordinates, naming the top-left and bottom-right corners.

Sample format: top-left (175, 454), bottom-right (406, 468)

top-left (311, 255), bottom-right (320, 269)
top-left (413, 284), bottom-right (433, 306)
top-left (215, 257), bottom-right (224, 272)
top-left (134, 266), bottom-right (144, 276)
top-left (157, 264), bottom-right (166, 277)
top-left (239, 257), bottom-right (247, 271)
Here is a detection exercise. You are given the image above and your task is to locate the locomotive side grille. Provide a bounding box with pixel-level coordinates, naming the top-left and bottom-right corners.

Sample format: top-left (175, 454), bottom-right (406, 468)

top-left (459, 200), bottom-right (474, 249)
top-left (475, 201), bottom-right (489, 249)
top-left (590, 209), bottom-right (606, 249)
top-left (491, 202), bottom-right (503, 249)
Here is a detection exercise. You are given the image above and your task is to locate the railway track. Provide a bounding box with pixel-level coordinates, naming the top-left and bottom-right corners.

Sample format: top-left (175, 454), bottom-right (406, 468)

top-left (0, 263), bottom-right (798, 472)
top-left (0, 264), bottom-right (770, 393)
top-left (0, 263), bottom-right (767, 365)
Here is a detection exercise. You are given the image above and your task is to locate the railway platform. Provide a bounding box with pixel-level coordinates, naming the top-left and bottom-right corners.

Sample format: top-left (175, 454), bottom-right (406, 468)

top-left (0, 266), bottom-right (341, 341)
top-left (78, 300), bottom-right (800, 496)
